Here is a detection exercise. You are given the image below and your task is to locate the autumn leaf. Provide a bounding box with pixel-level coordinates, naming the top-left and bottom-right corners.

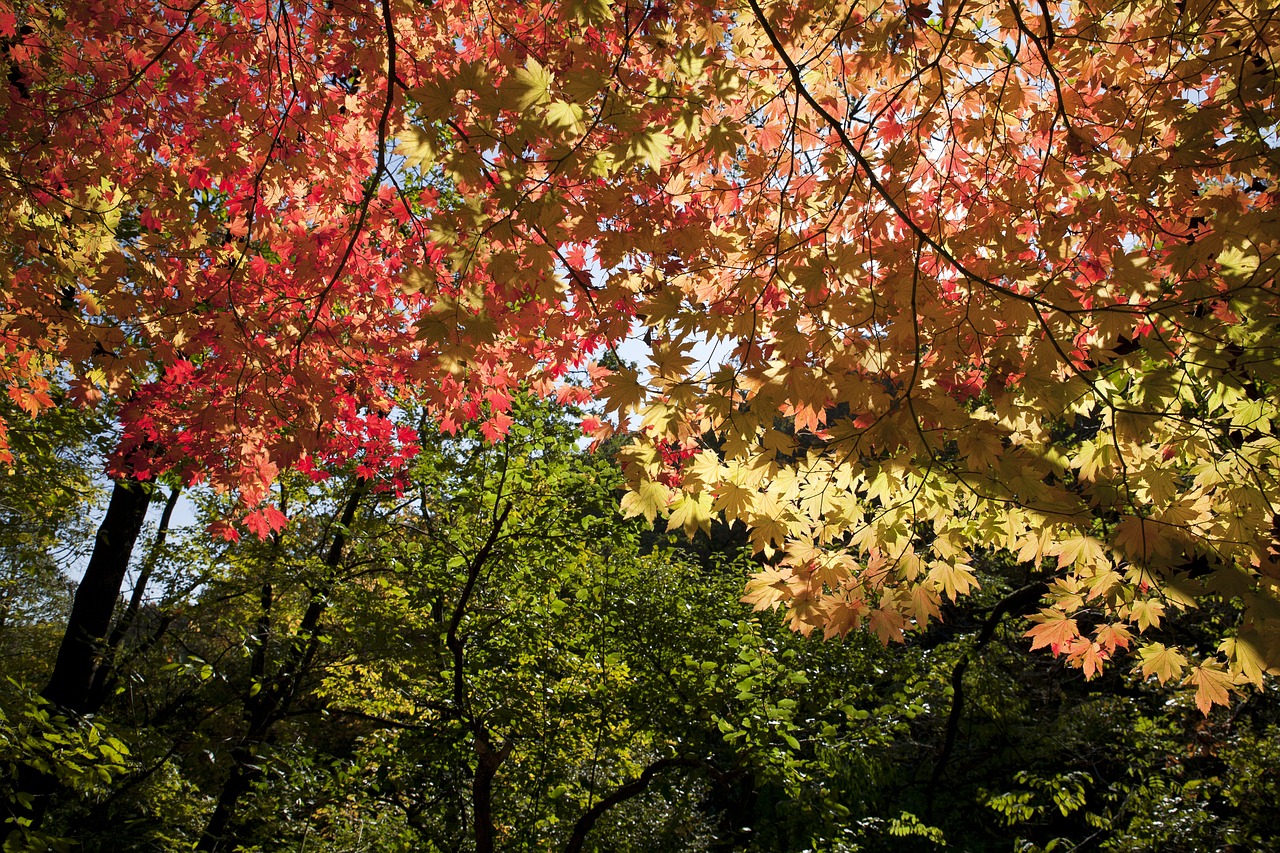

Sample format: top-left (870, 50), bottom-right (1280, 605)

top-left (668, 491), bottom-right (713, 536)
top-left (1025, 609), bottom-right (1079, 652)
top-left (1128, 598), bottom-right (1166, 633)
top-left (625, 130), bottom-right (671, 171)
top-left (545, 100), bottom-right (587, 135)
top-left (1054, 534), bottom-right (1107, 570)
top-left (398, 125), bottom-right (439, 170)
top-left (509, 56), bottom-right (554, 110)
top-left (1188, 662), bottom-right (1234, 715)
top-left (742, 567), bottom-right (791, 611)
top-left (619, 479), bottom-right (669, 523)
top-left (1219, 636), bottom-right (1267, 688)
top-left (927, 559), bottom-right (979, 601)
top-left (1138, 643), bottom-right (1187, 685)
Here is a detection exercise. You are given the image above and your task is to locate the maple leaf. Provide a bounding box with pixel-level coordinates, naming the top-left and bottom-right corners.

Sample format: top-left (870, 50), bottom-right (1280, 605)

top-left (397, 125), bottom-right (439, 170)
top-left (208, 520), bottom-right (241, 544)
top-left (619, 479), bottom-right (669, 523)
top-left (1218, 636), bottom-right (1267, 688)
top-left (667, 491), bottom-right (713, 536)
top-left (1094, 622), bottom-right (1133, 653)
top-left (741, 567), bottom-right (791, 611)
top-left (1054, 534), bottom-right (1107, 570)
top-left (509, 56), bottom-right (553, 111)
top-left (713, 479), bottom-right (755, 519)
top-left (479, 413), bottom-right (515, 442)
top-left (1188, 662), bottom-right (1234, 715)
top-left (243, 507), bottom-right (288, 539)
top-left (625, 130), bottom-right (672, 172)
top-left (1138, 643), bottom-right (1188, 685)
top-left (562, 0), bottom-right (614, 25)
top-left (927, 560), bottom-right (979, 601)
top-left (1024, 609), bottom-right (1079, 652)
top-left (868, 604), bottom-right (907, 645)
top-left (545, 100), bottom-right (587, 135)
top-left (1128, 597), bottom-right (1166, 633)
top-left (748, 493), bottom-right (791, 553)
top-left (1065, 639), bottom-right (1109, 680)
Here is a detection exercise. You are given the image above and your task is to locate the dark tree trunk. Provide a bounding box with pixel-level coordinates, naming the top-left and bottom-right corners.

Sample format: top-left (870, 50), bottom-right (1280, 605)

top-left (42, 478), bottom-right (154, 714)
top-left (472, 735), bottom-right (512, 853)
top-left (86, 485), bottom-right (181, 714)
top-left (196, 746), bottom-right (263, 853)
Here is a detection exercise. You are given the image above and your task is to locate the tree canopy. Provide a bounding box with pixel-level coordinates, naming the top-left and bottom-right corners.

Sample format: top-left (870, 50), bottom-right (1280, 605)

top-left (1, 0), bottom-right (1278, 716)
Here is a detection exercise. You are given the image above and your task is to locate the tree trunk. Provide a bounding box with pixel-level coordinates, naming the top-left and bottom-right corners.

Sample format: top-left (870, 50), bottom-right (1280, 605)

top-left (196, 746), bottom-right (264, 852)
top-left (472, 735), bottom-right (512, 853)
top-left (86, 485), bottom-right (180, 714)
top-left (42, 477), bottom-right (154, 714)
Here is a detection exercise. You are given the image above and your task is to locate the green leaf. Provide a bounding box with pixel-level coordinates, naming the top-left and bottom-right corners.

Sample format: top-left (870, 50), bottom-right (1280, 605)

top-left (544, 100), bottom-right (586, 135)
top-left (625, 130), bottom-right (671, 171)
top-left (397, 125), bottom-right (439, 170)
top-left (510, 57), bottom-right (553, 111)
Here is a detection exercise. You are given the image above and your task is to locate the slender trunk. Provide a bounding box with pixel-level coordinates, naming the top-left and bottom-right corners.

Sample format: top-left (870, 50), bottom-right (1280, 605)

top-left (86, 486), bottom-right (181, 714)
top-left (925, 581), bottom-right (1049, 817)
top-left (42, 477), bottom-right (154, 713)
top-left (196, 482), bottom-right (365, 853)
top-left (563, 758), bottom-right (703, 853)
top-left (196, 746), bottom-right (262, 853)
top-left (472, 736), bottom-right (511, 853)
top-left (440, 502), bottom-right (511, 853)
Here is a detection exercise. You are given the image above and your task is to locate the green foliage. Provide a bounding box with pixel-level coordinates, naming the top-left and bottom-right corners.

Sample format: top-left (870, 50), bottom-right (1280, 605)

top-left (3, 398), bottom-right (1278, 852)
top-left (0, 402), bottom-right (108, 684)
top-left (0, 686), bottom-right (130, 851)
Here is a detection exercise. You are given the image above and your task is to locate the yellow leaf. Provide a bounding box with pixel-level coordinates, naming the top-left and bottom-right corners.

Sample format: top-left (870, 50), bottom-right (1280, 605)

top-left (561, 68), bottom-right (606, 104)
top-left (411, 80), bottom-right (457, 121)
top-left (684, 451), bottom-right (725, 489)
top-left (742, 567), bottom-right (790, 610)
top-left (509, 57), bottom-right (553, 111)
top-left (713, 479), bottom-right (755, 519)
top-left (909, 584), bottom-right (941, 626)
top-left (668, 491), bottom-right (713, 536)
top-left (1112, 515), bottom-right (1171, 562)
top-left (1129, 598), bottom-right (1165, 632)
top-left (562, 0), bottom-right (613, 25)
top-left (1138, 642), bottom-right (1187, 685)
top-left (1054, 534), bottom-right (1107, 569)
top-left (748, 493), bottom-right (790, 552)
top-left (619, 479), bottom-right (668, 523)
top-left (625, 130), bottom-right (671, 172)
top-left (397, 125), bottom-right (439, 170)
top-left (1219, 635), bottom-right (1266, 688)
top-left (927, 560), bottom-right (979, 601)
top-left (1188, 662), bottom-right (1233, 715)
top-left (1216, 240), bottom-right (1260, 281)
top-left (1094, 622), bottom-right (1132, 652)
top-left (401, 265), bottom-right (432, 295)
top-left (544, 100), bottom-right (586, 135)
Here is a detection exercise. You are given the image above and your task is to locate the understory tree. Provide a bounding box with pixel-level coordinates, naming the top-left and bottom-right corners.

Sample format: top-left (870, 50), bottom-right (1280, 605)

top-left (3, 400), bottom-right (1278, 850)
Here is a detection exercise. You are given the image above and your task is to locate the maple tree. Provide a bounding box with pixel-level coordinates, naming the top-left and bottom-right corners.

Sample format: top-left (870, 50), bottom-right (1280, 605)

top-left (1, 0), bottom-right (1277, 720)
